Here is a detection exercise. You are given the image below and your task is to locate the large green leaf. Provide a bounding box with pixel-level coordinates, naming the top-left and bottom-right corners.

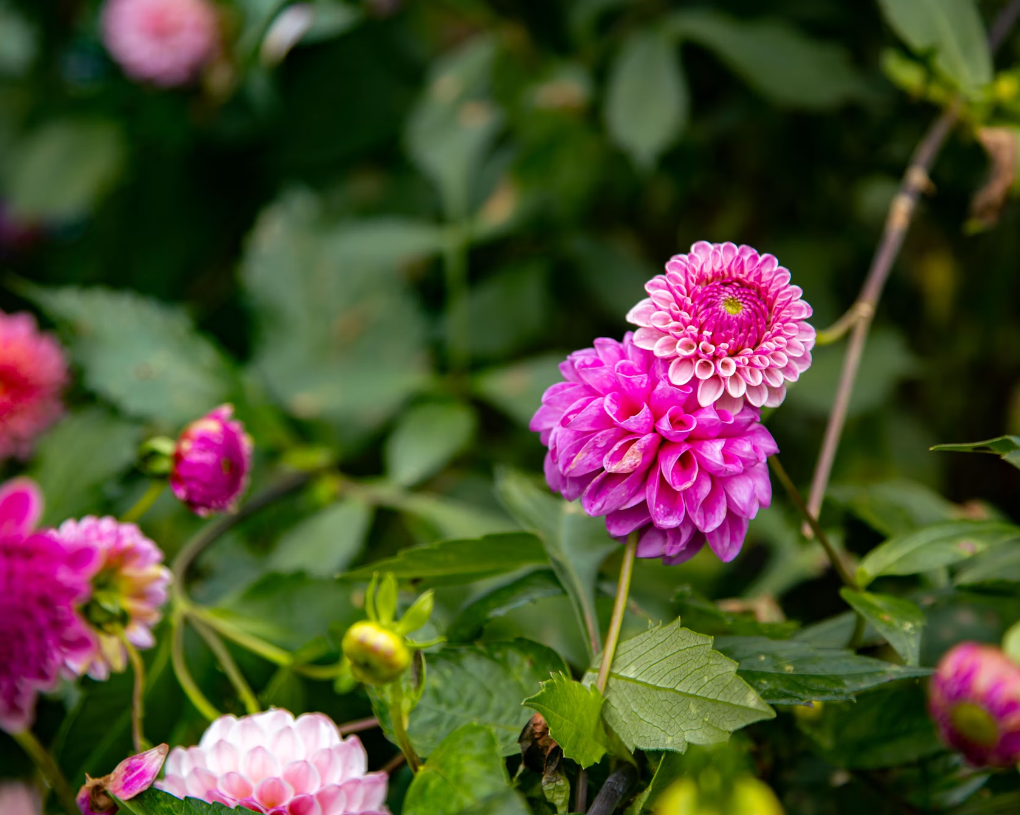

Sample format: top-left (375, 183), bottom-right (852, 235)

top-left (402, 724), bottom-right (512, 815)
top-left (714, 636), bottom-right (930, 706)
top-left (876, 0), bottom-right (992, 92)
top-left (376, 640), bottom-right (566, 757)
top-left (932, 435), bottom-right (1020, 471)
top-left (667, 10), bottom-right (868, 107)
top-left (604, 29), bottom-right (688, 170)
top-left (496, 468), bottom-right (617, 658)
top-left (241, 193), bottom-right (435, 431)
top-left (266, 496), bottom-right (373, 578)
top-left (341, 532), bottom-right (546, 584)
top-left (955, 543), bottom-right (1020, 586)
top-left (115, 789), bottom-right (237, 815)
top-left (856, 521), bottom-right (1019, 587)
top-left (23, 284), bottom-right (233, 425)
top-left (447, 569), bottom-right (565, 641)
top-left (384, 401), bottom-right (477, 487)
top-left (840, 589), bottom-right (926, 666)
top-left (523, 672), bottom-right (609, 768)
top-left (583, 619), bottom-right (774, 753)
top-left (827, 479), bottom-right (956, 537)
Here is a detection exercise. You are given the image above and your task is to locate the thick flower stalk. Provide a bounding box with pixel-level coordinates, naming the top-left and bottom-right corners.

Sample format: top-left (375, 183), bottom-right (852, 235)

top-left (929, 642), bottom-right (1020, 767)
top-left (531, 333), bottom-right (776, 564)
top-left (157, 709), bottom-right (389, 814)
top-left (101, 0), bottom-right (220, 88)
top-left (0, 480), bottom-right (95, 733)
top-left (0, 311), bottom-right (68, 460)
top-left (171, 404), bottom-right (253, 516)
top-left (78, 743), bottom-right (168, 815)
top-left (626, 241), bottom-right (814, 410)
top-left (54, 517), bottom-right (171, 681)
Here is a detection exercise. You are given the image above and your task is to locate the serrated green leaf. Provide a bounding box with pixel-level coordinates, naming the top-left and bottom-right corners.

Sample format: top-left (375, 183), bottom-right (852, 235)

top-left (933, 435), bottom-right (1020, 472)
top-left (840, 589), bottom-right (926, 666)
top-left (403, 723), bottom-right (511, 815)
top-left (523, 672), bottom-right (608, 768)
top-left (876, 0), bottom-right (992, 92)
top-left (666, 10), bottom-right (868, 108)
top-left (21, 284), bottom-right (233, 425)
top-left (582, 619), bottom-right (774, 753)
top-left (472, 354), bottom-right (565, 427)
top-left (116, 788), bottom-right (238, 815)
top-left (714, 636), bottom-right (930, 705)
top-left (856, 521), bottom-right (1019, 587)
top-left (604, 29), bottom-right (688, 170)
top-left (373, 639), bottom-right (566, 757)
top-left (385, 401), bottom-right (477, 487)
top-left (496, 468), bottom-right (617, 659)
top-left (341, 531), bottom-right (546, 584)
top-left (447, 569), bottom-right (564, 642)
top-left (267, 497), bottom-right (372, 578)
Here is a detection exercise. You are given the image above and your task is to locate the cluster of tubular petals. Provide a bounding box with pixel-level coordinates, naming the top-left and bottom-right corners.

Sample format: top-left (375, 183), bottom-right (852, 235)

top-left (626, 241), bottom-right (815, 411)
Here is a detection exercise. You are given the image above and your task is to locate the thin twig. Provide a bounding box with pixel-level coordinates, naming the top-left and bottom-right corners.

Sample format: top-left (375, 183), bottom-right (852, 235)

top-left (587, 764), bottom-right (638, 815)
top-left (381, 752), bottom-right (406, 775)
top-left (191, 616), bottom-right (261, 715)
top-left (338, 716), bottom-right (379, 736)
top-left (121, 635), bottom-right (149, 751)
top-left (575, 769), bottom-right (588, 813)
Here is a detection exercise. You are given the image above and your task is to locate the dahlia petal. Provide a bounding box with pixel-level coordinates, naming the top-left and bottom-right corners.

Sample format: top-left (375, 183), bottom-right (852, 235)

top-left (558, 427), bottom-right (628, 477)
top-left (682, 469), bottom-right (713, 525)
top-left (668, 357), bottom-right (696, 386)
top-left (574, 358), bottom-right (617, 395)
top-left (0, 478), bottom-right (42, 537)
top-left (745, 382), bottom-right (768, 407)
top-left (764, 384), bottom-right (787, 408)
top-left (697, 376), bottom-right (725, 406)
top-left (582, 470), bottom-right (647, 516)
top-left (330, 738), bottom-right (368, 782)
top-left (604, 393), bottom-right (654, 434)
top-left (603, 433), bottom-right (660, 474)
top-left (288, 794), bottom-right (323, 815)
top-left (605, 504), bottom-right (652, 538)
top-left (243, 746), bottom-right (280, 784)
top-left (636, 526), bottom-right (667, 559)
top-left (660, 443), bottom-right (698, 492)
top-left (698, 478), bottom-right (728, 533)
top-left (655, 406), bottom-right (696, 442)
top-left (185, 768), bottom-right (219, 799)
top-left (207, 740), bottom-right (240, 774)
top-left (563, 396), bottom-right (614, 432)
top-left (646, 471), bottom-right (685, 529)
top-left (283, 761), bottom-right (321, 795)
top-left (255, 777), bottom-right (293, 809)
top-left (721, 473), bottom-right (758, 518)
top-left (632, 327), bottom-right (665, 350)
top-left (706, 514), bottom-right (749, 562)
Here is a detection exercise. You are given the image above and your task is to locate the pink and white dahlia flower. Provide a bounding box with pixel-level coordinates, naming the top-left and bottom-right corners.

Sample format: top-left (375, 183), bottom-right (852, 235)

top-left (55, 517), bottom-right (171, 681)
top-left (101, 0), bottom-right (220, 88)
top-left (171, 404), bottom-right (253, 517)
top-left (929, 642), bottom-right (1020, 767)
top-left (626, 241), bottom-right (814, 410)
top-left (78, 743), bottom-right (168, 815)
top-left (0, 479), bottom-right (95, 733)
top-left (0, 311), bottom-right (68, 460)
top-left (158, 709), bottom-right (389, 814)
top-left (531, 333), bottom-right (776, 564)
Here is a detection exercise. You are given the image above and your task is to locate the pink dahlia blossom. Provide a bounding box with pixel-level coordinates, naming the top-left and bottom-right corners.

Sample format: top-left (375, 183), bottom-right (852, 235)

top-left (78, 744), bottom-right (168, 815)
top-left (626, 241), bottom-right (814, 410)
top-left (0, 479), bottom-right (95, 733)
top-left (157, 709), bottom-right (389, 814)
top-left (0, 311), bottom-right (68, 460)
top-left (170, 404), bottom-right (252, 516)
top-left (55, 517), bottom-right (171, 681)
top-left (101, 0), bottom-right (220, 88)
top-left (531, 333), bottom-right (776, 564)
top-left (0, 782), bottom-right (40, 815)
top-left (929, 642), bottom-right (1020, 767)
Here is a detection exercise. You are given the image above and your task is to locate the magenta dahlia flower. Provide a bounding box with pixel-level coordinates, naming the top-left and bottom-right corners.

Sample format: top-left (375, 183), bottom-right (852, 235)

top-left (0, 311), bottom-right (68, 460)
top-left (170, 404), bottom-right (252, 517)
top-left (55, 517), bottom-right (171, 681)
top-left (0, 782), bottom-right (40, 815)
top-left (929, 642), bottom-right (1020, 767)
top-left (101, 0), bottom-right (220, 88)
top-left (531, 333), bottom-right (776, 564)
top-left (157, 709), bottom-right (389, 814)
top-left (0, 479), bottom-right (95, 733)
top-left (78, 744), bottom-right (168, 815)
top-left (626, 241), bottom-right (814, 410)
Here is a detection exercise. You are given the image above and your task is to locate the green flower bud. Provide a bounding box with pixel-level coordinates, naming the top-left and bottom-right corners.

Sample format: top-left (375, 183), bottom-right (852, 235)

top-left (342, 620), bottom-right (412, 685)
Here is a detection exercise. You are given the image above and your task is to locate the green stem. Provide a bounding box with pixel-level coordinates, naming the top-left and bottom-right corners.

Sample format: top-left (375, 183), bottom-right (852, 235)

top-left (170, 612), bottom-right (221, 722)
top-left (596, 531), bottom-right (637, 694)
top-left (388, 681), bottom-right (421, 773)
top-left (120, 481), bottom-right (165, 525)
top-left (191, 616), bottom-right (261, 715)
top-left (443, 227), bottom-right (470, 375)
top-left (189, 606), bottom-right (293, 667)
top-left (12, 730), bottom-right (78, 815)
top-left (120, 634), bottom-right (149, 751)
top-left (848, 611), bottom-right (867, 651)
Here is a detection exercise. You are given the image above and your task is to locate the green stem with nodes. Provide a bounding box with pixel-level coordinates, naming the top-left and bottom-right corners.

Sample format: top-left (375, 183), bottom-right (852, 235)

top-left (119, 632), bottom-right (149, 751)
top-left (388, 680), bottom-right (422, 773)
top-left (171, 611), bottom-right (221, 722)
top-left (191, 617), bottom-right (261, 715)
top-left (120, 481), bottom-right (165, 525)
top-left (13, 729), bottom-right (78, 815)
top-left (595, 531), bottom-right (637, 694)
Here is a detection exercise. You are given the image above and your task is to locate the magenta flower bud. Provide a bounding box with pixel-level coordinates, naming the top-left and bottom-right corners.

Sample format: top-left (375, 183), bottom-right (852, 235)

top-left (170, 404), bottom-right (252, 517)
top-left (78, 744), bottom-right (168, 814)
top-left (929, 642), bottom-right (1020, 767)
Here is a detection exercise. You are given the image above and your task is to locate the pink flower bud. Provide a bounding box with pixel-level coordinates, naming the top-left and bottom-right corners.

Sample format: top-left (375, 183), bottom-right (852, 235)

top-left (78, 744), bottom-right (168, 814)
top-left (170, 404), bottom-right (252, 517)
top-left (0, 781), bottom-right (40, 815)
top-left (929, 642), bottom-right (1020, 767)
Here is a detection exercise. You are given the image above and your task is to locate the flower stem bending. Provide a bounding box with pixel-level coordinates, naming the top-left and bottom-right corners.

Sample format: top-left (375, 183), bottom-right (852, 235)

top-left (12, 729), bottom-right (79, 815)
top-left (120, 632), bottom-right (149, 752)
top-left (171, 611), bottom-right (222, 722)
top-left (596, 531), bottom-right (637, 695)
top-left (120, 481), bottom-right (165, 525)
top-left (191, 616), bottom-right (261, 715)
top-left (388, 680), bottom-right (422, 773)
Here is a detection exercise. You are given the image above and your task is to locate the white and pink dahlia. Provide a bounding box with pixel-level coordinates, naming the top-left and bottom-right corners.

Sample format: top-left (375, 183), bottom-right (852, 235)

top-left (626, 241), bottom-right (814, 410)
top-left (157, 709), bottom-right (389, 815)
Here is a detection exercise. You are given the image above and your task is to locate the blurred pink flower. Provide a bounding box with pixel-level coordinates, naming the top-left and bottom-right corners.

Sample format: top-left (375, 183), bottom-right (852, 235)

top-left (101, 0), bottom-right (220, 88)
top-left (157, 709), bottom-right (389, 814)
top-left (0, 479), bottom-right (95, 733)
top-left (531, 333), bottom-right (776, 564)
top-left (0, 311), bottom-right (68, 460)
top-left (929, 642), bottom-right (1020, 767)
top-left (55, 517), bottom-right (171, 681)
top-left (626, 241), bottom-right (814, 410)
top-left (170, 404), bottom-right (252, 516)
top-left (0, 781), bottom-right (40, 815)
top-left (78, 743), bottom-right (168, 815)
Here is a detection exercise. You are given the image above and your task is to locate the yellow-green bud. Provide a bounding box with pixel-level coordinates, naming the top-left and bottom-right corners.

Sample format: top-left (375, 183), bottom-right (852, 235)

top-left (653, 774), bottom-right (784, 815)
top-left (342, 621), bottom-right (412, 685)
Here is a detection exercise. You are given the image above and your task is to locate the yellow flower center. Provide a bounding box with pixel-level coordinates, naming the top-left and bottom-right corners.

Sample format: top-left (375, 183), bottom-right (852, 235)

top-left (723, 296), bottom-right (744, 315)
